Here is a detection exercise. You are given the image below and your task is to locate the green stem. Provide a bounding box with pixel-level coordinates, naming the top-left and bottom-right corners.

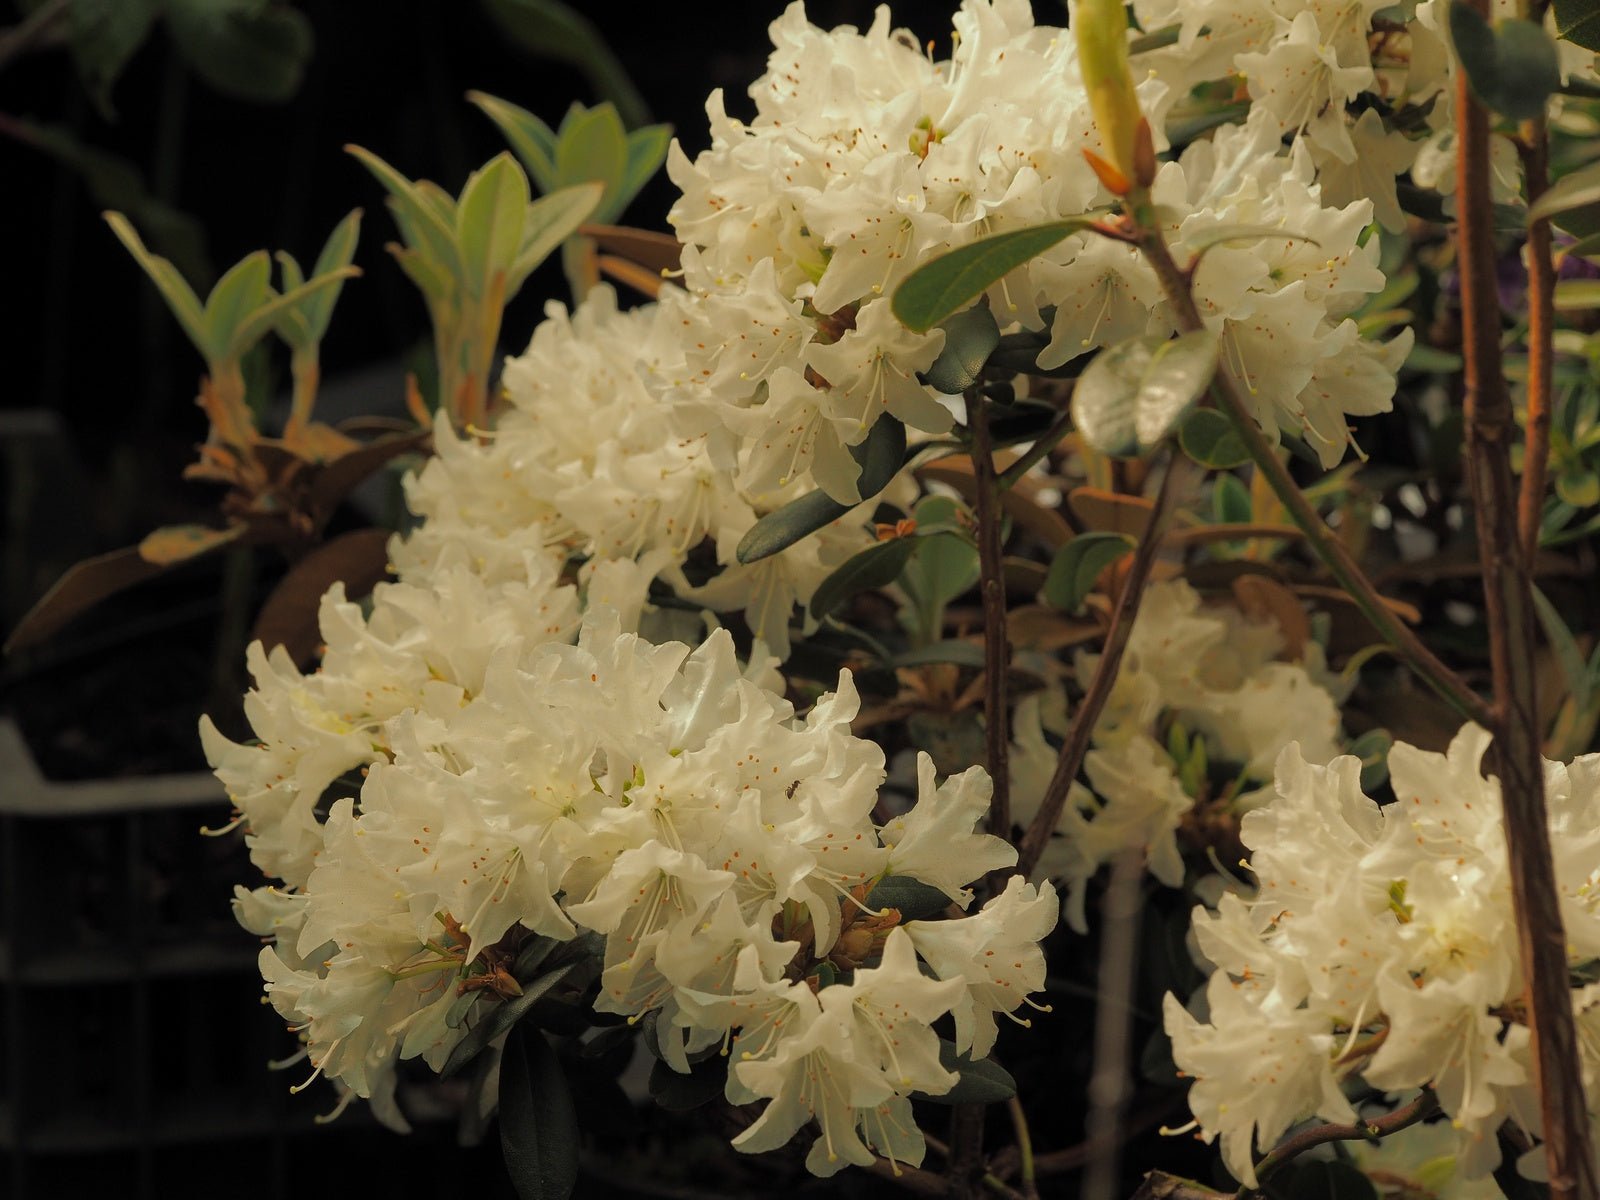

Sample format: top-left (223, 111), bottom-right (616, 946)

top-left (997, 407), bottom-right (1075, 492)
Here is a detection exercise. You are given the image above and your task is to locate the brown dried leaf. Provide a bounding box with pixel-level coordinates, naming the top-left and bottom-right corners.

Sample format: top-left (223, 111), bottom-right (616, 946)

top-left (252, 528), bottom-right (393, 668)
top-left (597, 253), bottom-right (671, 299)
top-left (578, 223), bottom-right (683, 274)
top-left (1231, 574), bottom-right (1310, 659)
top-left (279, 420), bottom-right (361, 464)
top-left (1067, 485), bottom-right (1153, 538)
top-left (304, 430), bottom-right (429, 527)
top-left (8, 548), bottom-right (175, 653)
top-left (138, 522), bottom-right (248, 565)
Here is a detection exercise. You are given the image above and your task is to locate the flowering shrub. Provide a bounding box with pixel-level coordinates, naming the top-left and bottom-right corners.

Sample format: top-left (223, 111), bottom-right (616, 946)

top-left (17, 0), bottom-right (1600, 1195)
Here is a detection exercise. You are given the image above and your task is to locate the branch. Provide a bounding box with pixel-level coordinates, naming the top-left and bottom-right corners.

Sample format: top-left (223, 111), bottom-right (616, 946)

top-left (1241, 1089), bottom-right (1440, 1192)
top-left (998, 406), bottom-right (1075, 491)
top-left (1014, 452), bottom-right (1199, 878)
top-left (1454, 30), bottom-right (1598, 1199)
top-left (0, 0), bottom-right (70, 74)
top-left (1082, 849), bottom-right (1146, 1200)
top-left (967, 390), bottom-right (1012, 843)
top-left (1131, 228), bottom-right (1493, 729)
top-left (1517, 119), bottom-right (1555, 564)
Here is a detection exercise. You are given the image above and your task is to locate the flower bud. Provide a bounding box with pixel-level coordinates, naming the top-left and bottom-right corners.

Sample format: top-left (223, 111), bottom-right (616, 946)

top-left (1074, 0), bottom-right (1145, 190)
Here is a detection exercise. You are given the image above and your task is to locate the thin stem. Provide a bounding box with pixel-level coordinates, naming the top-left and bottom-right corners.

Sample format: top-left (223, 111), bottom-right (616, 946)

top-left (967, 389), bottom-right (1011, 843)
top-left (947, 1104), bottom-right (988, 1199)
top-left (1240, 1090), bottom-right (1440, 1192)
top-left (1015, 453), bottom-right (1197, 878)
top-left (0, 0), bottom-right (69, 73)
top-left (1455, 33), bottom-right (1598, 1199)
top-left (1006, 1097), bottom-right (1039, 1200)
top-left (1518, 119), bottom-right (1556, 564)
top-left (1133, 228), bottom-right (1492, 729)
top-left (869, 1159), bottom-right (948, 1198)
top-left (1082, 849), bottom-right (1145, 1200)
top-left (997, 407), bottom-right (1075, 491)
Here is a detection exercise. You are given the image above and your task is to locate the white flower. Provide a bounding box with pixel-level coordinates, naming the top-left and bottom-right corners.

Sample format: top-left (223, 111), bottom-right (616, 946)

top-left (880, 753), bottom-right (1018, 906)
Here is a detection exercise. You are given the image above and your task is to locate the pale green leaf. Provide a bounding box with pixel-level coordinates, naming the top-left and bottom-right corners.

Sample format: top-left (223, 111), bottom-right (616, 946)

top-left (507, 182), bottom-right (605, 292)
top-left (457, 153), bottom-right (533, 295)
top-left (1074, 330), bottom-right (1221, 456)
top-left (468, 91), bottom-right (559, 192)
top-left (104, 211), bottom-right (209, 354)
top-left (203, 251), bottom-right (272, 360)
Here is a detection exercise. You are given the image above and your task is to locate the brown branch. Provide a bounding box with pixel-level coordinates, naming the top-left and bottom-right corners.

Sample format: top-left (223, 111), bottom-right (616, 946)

top-left (1518, 118), bottom-right (1556, 564)
top-left (1014, 453), bottom-right (1199, 878)
top-left (1082, 849), bottom-right (1146, 1200)
top-left (1455, 35), bottom-right (1598, 1200)
top-left (948, 1103), bottom-right (989, 1199)
top-left (967, 389), bottom-right (1012, 844)
top-left (870, 1158), bottom-right (950, 1197)
top-left (1241, 1090), bottom-right (1440, 1193)
top-left (1132, 228), bottom-right (1493, 729)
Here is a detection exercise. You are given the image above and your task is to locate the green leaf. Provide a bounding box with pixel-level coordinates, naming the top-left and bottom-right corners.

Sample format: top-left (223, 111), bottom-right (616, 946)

top-left (66, 0), bottom-right (157, 116)
top-left (237, 265), bottom-right (360, 353)
top-left (922, 307), bottom-right (1001, 394)
top-left (647, 1054), bottom-right (728, 1112)
top-left (498, 1025), bottom-right (579, 1200)
top-left (555, 103), bottom-right (629, 220)
top-left (346, 145), bottom-right (464, 280)
top-left (1347, 727), bottom-right (1395, 791)
top-left (458, 153), bottom-right (533, 295)
top-left (1533, 585), bottom-right (1594, 711)
top-left (900, 531), bottom-right (981, 615)
top-left (480, 0), bottom-right (652, 128)
top-left (1403, 343), bottom-right (1464, 373)
top-left (1529, 158), bottom-right (1600, 225)
top-left (892, 219), bottom-right (1099, 333)
top-left (1043, 532), bottom-right (1135, 613)
top-left (203, 251), bottom-right (272, 360)
top-left (440, 962), bottom-right (577, 1079)
top-left (865, 876), bottom-right (954, 921)
top-left (508, 182), bottom-right (604, 292)
top-left (619, 124), bottom-right (674, 211)
top-left (1557, 468), bottom-right (1600, 506)
top-left (914, 1040), bottom-right (1018, 1105)
top-left (1447, 5), bottom-right (1560, 121)
top-left (1553, 0), bottom-right (1600, 51)
top-left (469, 92), bottom-right (560, 192)
top-left (1178, 407), bottom-right (1251, 469)
top-left (1268, 1160), bottom-right (1379, 1200)
top-left (1073, 331), bottom-right (1221, 457)
top-left (1555, 280), bottom-right (1600, 310)
top-left (164, 0), bottom-right (313, 104)
top-left (1211, 473), bottom-right (1252, 527)
top-left (296, 209), bottom-right (363, 341)
top-left (104, 211), bottom-right (210, 354)
top-left (809, 538), bottom-right (917, 619)
top-left (736, 416), bottom-right (907, 563)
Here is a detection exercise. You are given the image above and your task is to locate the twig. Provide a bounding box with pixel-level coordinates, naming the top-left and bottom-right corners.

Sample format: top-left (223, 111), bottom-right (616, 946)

top-left (1517, 118), bottom-right (1556, 565)
top-left (1454, 28), bottom-right (1598, 1198)
top-left (0, 0), bottom-right (69, 74)
top-left (1240, 1090), bottom-right (1440, 1193)
top-left (1132, 228), bottom-right (1493, 729)
top-left (948, 1104), bottom-right (988, 1199)
top-left (1006, 1097), bottom-right (1040, 1200)
top-left (998, 407), bottom-right (1075, 491)
top-left (870, 1158), bottom-right (950, 1197)
top-left (967, 389), bottom-right (1012, 843)
top-left (1014, 453), bottom-right (1197, 878)
top-left (1082, 849), bottom-right (1145, 1200)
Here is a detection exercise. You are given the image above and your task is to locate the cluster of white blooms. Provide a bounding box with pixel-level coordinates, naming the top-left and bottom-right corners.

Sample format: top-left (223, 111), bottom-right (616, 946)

top-left (1012, 579), bottom-right (1345, 931)
top-left (206, 514), bottom-right (1057, 1168)
top-left (1164, 725), bottom-right (1600, 1186)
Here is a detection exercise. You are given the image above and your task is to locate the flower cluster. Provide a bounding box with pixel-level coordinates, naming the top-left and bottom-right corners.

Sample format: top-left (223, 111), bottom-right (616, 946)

top-left (1164, 725), bottom-right (1600, 1185)
top-left (1013, 578), bottom-right (1345, 930)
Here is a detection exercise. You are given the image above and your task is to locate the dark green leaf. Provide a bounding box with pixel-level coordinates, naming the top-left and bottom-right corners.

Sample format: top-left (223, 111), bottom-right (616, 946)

top-left (914, 1040), bottom-right (1018, 1105)
top-left (1212, 474), bottom-right (1252, 527)
top-left (1179, 407), bottom-right (1250, 469)
top-left (441, 962), bottom-right (576, 1078)
top-left (1447, 5), bottom-right (1559, 121)
top-left (1553, 0), bottom-right (1600, 51)
top-left (1043, 532), bottom-right (1135, 613)
top-left (498, 1025), bottom-right (579, 1200)
top-left (892, 219), bottom-right (1098, 333)
top-left (1074, 331), bottom-right (1221, 456)
top-left (1267, 1160), bottom-right (1378, 1200)
top-left (1533, 585), bottom-right (1594, 711)
top-left (809, 537), bottom-right (916, 619)
top-left (165, 0), bottom-right (313, 104)
top-left (864, 876), bottom-right (954, 922)
top-left (922, 307), bottom-right (1001, 394)
top-left (736, 416), bottom-right (906, 563)
top-left (647, 1054), bottom-right (728, 1112)
top-left (481, 0), bottom-right (651, 128)
top-left (1347, 727), bottom-right (1395, 791)
top-left (66, 0), bottom-right (157, 116)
